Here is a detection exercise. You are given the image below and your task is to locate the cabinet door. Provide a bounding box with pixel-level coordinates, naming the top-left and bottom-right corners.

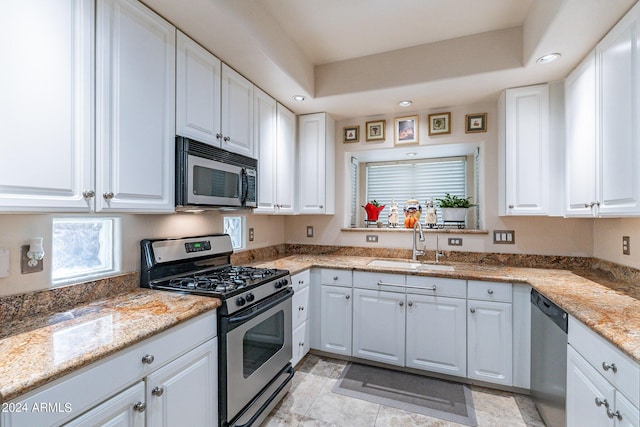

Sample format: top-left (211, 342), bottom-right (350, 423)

top-left (0, 0), bottom-right (93, 211)
top-left (254, 88), bottom-right (277, 213)
top-left (352, 288), bottom-right (405, 366)
top-left (96, 0), bottom-right (175, 212)
top-left (405, 294), bottom-right (466, 377)
top-left (567, 346), bottom-right (615, 427)
top-left (275, 104), bottom-right (297, 213)
top-left (291, 321), bottom-right (310, 367)
top-left (64, 382), bottom-right (145, 427)
top-left (565, 51), bottom-right (598, 217)
top-left (298, 113), bottom-right (335, 214)
top-left (597, 3), bottom-right (640, 216)
top-left (146, 338), bottom-right (217, 427)
top-left (292, 284), bottom-right (310, 329)
top-left (176, 30), bottom-right (221, 145)
top-left (615, 392), bottom-right (640, 427)
top-left (502, 84), bottom-right (550, 215)
top-left (320, 285), bottom-right (352, 356)
top-left (467, 300), bottom-right (512, 385)
top-left (221, 64), bottom-right (254, 157)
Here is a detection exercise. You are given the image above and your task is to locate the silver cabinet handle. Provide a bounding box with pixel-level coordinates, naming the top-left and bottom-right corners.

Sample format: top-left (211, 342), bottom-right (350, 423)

top-left (133, 402), bottom-right (146, 413)
top-left (470, 308), bottom-right (476, 313)
top-left (216, 133), bottom-right (222, 139)
top-left (487, 289), bottom-right (494, 295)
top-left (298, 280), bottom-right (304, 285)
top-left (152, 386), bottom-right (164, 397)
top-left (585, 202), bottom-right (592, 208)
top-left (595, 397), bottom-right (609, 408)
top-left (333, 276), bottom-right (338, 280)
top-left (82, 190), bottom-right (95, 198)
top-left (602, 362), bottom-right (617, 373)
top-left (595, 201), bottom-right (601, 206)
top-left (345, 295), bottom-right (350, 300)
top-left (607, 408), bottom-right (622, 420)
top-left (399, 301), bottom-right (404, 307)
top-left (141, 354), bottom-right (155, 364)
top-left (298, 306), bottom-right (305, 311)
top-left (319, 205), bottom-right (324, 209)
top-left (408, 301), bottom-right (413, 307)
top-left (223, 136), bottom-right (230, 142)
top-left (508, 204), bottom-right (514, 209)
top-left (299, 341), bottom-right (304, 347)
top-left (103, 192), bottom-right (114, 200)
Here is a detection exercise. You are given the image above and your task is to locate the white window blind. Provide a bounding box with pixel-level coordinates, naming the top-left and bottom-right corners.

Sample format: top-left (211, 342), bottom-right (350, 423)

top-left (350, 157), bottom-right (359, 227)
top-left (365, 157), bottom-right (466, 223)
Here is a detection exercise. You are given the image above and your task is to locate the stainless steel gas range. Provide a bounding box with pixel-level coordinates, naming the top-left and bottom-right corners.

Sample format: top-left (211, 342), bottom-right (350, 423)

top-left (140, 234), bottom-right (294, 427)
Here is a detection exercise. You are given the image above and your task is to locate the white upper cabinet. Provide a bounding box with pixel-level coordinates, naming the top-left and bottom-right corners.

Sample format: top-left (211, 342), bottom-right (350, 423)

top-left (254, 96), bottom-right (296, 214)
top-left (298, 113), bottom-right (335, 214)
top-left (565, 51), bottom-right (598, 217)
top-left (96, 0), bottom-right (175, 212)
top-left (596, 2), bottom-right (640, 216)
top-left (0, 0), bottom-right (94, 211)
top-left (221, 64), bottom-right (255, 157)
top-left (176, 30), bottom-right (221, 145)
top-left (499, 84), bottom-right (551, 216)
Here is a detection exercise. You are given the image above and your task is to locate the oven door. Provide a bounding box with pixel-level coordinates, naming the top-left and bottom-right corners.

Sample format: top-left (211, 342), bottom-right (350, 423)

top-left (220, 288), bottom-right (293, 424)
top-left (186, 154), bottom-right (242, 207)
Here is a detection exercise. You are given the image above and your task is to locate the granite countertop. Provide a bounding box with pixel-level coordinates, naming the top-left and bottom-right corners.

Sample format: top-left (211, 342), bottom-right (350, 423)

top-left (253, 255), bottom-right (640, 364)
top-left (0, 289), bottom-right (220, 403)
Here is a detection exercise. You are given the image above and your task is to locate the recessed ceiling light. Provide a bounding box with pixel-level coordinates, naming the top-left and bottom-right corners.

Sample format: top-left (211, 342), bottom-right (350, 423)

top-left (293, 95), bottom-right (306, 102)
top-left (399, 100), bottom-right (412, 107)
top-left (406, 152), bottom-right (418, 157)
top-left (536, 53), bottom-right (561, 64)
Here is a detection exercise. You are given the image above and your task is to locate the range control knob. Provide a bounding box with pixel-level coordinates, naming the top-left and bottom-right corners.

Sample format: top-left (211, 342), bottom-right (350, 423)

top-left (236, 296), bottom-right (246, 306)
top-left (245, 293), bottom-right (255, 303)
top-left (275, 279), bottom-right (287, 289)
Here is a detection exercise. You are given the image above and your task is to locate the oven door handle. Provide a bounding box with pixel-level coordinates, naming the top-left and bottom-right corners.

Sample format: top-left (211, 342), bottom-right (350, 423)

top-left (227, 288), bottom-right (293, 326)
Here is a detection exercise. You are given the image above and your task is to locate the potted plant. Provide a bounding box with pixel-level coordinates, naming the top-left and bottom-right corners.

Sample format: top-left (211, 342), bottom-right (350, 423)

top-left (434, 193), bottom-right (476, 225)
top-left (362, 199), bottom-right (385, 223)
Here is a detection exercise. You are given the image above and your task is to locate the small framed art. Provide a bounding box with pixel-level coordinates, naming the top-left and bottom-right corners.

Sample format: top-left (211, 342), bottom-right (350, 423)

top-left (343, 125), bottom-right (360, 143)
top-left (394, 115), bottom-right (418, 145)
top-left (428, 112), bottom-right (451, 136)
top-left (465, 113), bottom-right (487, 133)
top-left (365, 120), bottom-right (385, 142)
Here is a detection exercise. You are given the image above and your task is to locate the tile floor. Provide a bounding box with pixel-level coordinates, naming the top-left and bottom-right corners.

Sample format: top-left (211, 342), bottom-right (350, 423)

top-left (261, 354), bottom-right (546, 427)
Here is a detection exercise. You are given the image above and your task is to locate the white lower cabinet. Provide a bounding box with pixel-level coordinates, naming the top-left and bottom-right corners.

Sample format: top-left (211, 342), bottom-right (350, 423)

top-left (64, 382), bottom-right (146, 427)
top-left (352, 288), bottom-right (405, 366)
top-left (291, 270), bottom-right (311, 366)
top-left (320, 285), bottom-right (352, 356)
top-left (292, 321), bottom-right (311, 367)
top-left (405, 294), bottom-right (467, 377)
top-left (467, 299), bottom-right (513, 386)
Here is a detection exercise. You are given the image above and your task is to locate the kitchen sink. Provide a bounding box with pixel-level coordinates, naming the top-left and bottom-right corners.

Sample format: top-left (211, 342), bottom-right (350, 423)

top-left (366, 259), bottom-right (454, 271)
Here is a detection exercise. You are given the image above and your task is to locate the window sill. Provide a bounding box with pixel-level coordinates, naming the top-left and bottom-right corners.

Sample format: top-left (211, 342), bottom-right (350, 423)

top-left (342, 227), bottom-right (489, 234)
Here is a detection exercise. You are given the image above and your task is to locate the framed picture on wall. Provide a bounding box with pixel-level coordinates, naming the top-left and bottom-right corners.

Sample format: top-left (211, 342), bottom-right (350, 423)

top-left (394, 115), bottom-right (418, 145)
top-left (343, 125), bottom-right (360, 143)
top-left (365, 120), bottom-right (385, 142)
top-left (428, 112), bottom-right (451, 136)
top-left (465, 113), bottom-right (487, 133)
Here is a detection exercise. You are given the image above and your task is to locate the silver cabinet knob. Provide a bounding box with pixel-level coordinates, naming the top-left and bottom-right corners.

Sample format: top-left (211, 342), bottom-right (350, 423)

top-left (319, 205), bottom-right (323, 209)
top-left (470, 308), bottom-right (476, 313)
top-left (595, 397), bottom-right (609, 408)
top-left (399, 301), bottom-right (404, 307)
top-left (333, 276), bottom-right (338, 280)
top-left (103, 192), bottom-right (114, 200)
top-left (298, 280), bottom-right (304, 285)
top-left (299, 341), bottom-right (304, 347)
top-left (602, 362), bottom-right (617, 373)
top-left (607, 408), bottom-right (622, 420)
top-left (408, 301), bottom-right (413, 307)
top-left (508, 204), bottom-right (514, 209)
top-left (82, 190), bottom-right (95, 199)
top-left (298, 306), bottom-right (304, 311)
top-left (141, 354), bottom-right (155, 364)
top-left (223, 136), bottom-right (230, 142)
top-left (345, 294), bottom-right (350, 300)
top-left (487, 289), bottom-right (494, 295)
top-left (133, 402), bottom-right (146, 413)
top-left (216, 133), bottom-right (222, 139)
top-left (152, 386), bottom-right (164, 397)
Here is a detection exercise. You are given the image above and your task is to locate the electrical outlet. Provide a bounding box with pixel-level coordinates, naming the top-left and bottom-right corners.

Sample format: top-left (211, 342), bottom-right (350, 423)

top-left (306, 226), bottom-right (314, 238)
top-left (248, 228), bottom-right (254, 242)
top-left (366, 235), bottom-right (379, 243)
top-left (493, 230), bottom-right (515, 244)
top-left (623, 236), bottom-right (630, 255)
top-left (448, 238), bottom-right (463, 246)
top-left (21, 245), bottom-right (43, 274)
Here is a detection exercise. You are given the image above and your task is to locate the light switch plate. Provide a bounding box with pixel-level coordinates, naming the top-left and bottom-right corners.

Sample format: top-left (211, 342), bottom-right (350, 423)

top-left (306, 226), bottom-right (314, 238)
top-left (493, 230), bottom-right (515, 244)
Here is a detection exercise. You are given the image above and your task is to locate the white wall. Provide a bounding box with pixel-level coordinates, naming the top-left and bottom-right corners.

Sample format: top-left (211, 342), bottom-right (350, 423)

top-left (0, 212), bottom-right (284, 296)
top-left (594, 218), bottom-right (640, 269)
top-left (285, 102), bottom-right (595, 257)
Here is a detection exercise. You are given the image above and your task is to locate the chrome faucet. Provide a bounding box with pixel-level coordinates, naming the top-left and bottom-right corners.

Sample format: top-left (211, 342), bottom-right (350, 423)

top-left (412, 222), bottom-right (425, 261)
top-left (435, 234), bottom-right (445, 264)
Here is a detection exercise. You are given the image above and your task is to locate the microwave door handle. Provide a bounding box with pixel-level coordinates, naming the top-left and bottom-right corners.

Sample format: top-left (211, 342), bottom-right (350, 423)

top-left (241, 169), bottom-right (248, 205)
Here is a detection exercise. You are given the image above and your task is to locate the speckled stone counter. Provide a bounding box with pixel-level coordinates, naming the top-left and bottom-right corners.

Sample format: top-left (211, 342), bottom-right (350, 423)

top-left (252, 255), bottom-right (640, 364)
top-left (0, 288), bottom-right (220, 403)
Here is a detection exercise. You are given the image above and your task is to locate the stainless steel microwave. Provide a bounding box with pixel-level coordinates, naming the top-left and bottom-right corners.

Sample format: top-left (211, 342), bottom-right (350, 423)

top-left (176, 137), bottom-right (257, 210)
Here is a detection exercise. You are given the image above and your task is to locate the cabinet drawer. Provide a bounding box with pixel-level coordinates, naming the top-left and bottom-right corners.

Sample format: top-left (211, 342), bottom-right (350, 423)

top-left (292, 285), bottom-right (310, 329)
top-left (569, 316), bottom-right (639, 405)
top-left (353, 271), bottom-right (405, 293)
top-left (405, 276), bottom-right (466, 298)
top-left (291, 269), bottom-right (311, 292)
top-left (320, 268), bottom-right (352, 287)
top-left (468, 280), bottom-right (512, 302)
top-left (3, 310), bottom-right (216, 427)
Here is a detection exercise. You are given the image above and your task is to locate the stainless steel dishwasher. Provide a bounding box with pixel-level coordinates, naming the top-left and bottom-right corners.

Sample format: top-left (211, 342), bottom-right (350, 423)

top-left (531, 289), bottom-right (568, 427)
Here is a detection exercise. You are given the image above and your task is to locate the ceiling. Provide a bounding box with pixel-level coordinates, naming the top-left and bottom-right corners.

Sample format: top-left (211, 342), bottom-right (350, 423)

top-left (143, 0), bottom-right (637, 120)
